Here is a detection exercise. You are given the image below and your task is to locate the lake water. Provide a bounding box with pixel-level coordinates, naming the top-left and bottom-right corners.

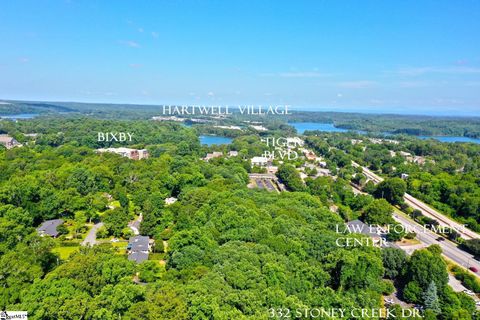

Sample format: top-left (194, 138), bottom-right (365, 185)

top-left (289, 122), bottom-right (480, 144)
top-left (0, 113), bottom-right (38, 120)
top-left (290, 122), bottom-right (368, 134)
top-left (199, 135), bottom-right (233, 145)
top-left (418, 136), bottom-right (480, 144)
top-left (290, 122), bottom-right (349, 134)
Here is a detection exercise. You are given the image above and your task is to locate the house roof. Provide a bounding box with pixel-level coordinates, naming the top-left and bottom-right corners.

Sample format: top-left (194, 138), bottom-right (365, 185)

top-left (0, 135), bottom-right (15, 143)
top-left (251, 156), bottom-right (269, 163)
top-left (37, 219), bottom-right (64, 237)
top-left (345, 220), bottom-right (380, 237)
top-left (204, 152), bottom-right (223, 160)
top-left (98, 147), bottom-right (137, 153)
top-left (128, 235), bottom-right (150, 252)
top-left (128, 251), bottom-right (149, 263)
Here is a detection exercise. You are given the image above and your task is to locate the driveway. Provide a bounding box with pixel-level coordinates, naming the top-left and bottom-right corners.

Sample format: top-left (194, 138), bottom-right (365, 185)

top-left (128, 213), bottom-right (142, 235)
top-left (82, 222), bottom-right (104, 246)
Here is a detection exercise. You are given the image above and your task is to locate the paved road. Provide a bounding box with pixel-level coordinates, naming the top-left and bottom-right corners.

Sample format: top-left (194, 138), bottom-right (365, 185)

top-left (349, 183), bottom-right (480, 280)
top-left (393, 211), bottom-right (480, 278)
top-left (404, 194), bottom-right (479, 240)
top-left (352, 161), bottom-right (480, 240)
top-left (82, 222), bottom-right (104, 246)
top-left (394, 212), bottom-right (480, 305)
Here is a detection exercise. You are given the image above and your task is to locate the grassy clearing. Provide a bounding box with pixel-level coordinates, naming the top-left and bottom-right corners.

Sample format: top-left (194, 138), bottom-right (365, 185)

top-left (149, 253), bottom-right (166, 261)
top-left (53, 246), bottom-right (80, 260)
top-left (110, 241), bottom-right (128, 254)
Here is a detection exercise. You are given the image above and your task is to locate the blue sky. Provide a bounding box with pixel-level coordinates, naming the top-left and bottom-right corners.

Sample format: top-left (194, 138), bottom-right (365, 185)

top-left (1, 0), bottom-right (480, 115)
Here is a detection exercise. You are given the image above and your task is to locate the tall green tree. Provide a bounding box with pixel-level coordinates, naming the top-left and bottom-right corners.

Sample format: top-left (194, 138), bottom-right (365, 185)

top-left (363, 199), bottom-right (394, 225)
top-left (382, 247), bottom-right (407, 279)
top-left (373, 178), bottom-right (407, 205)
top-left (423, 281), bottom-right (440, 314)
top-left (405, 246), bottom-right (448, 291)
top-left (276, 164), bottom-right (305, 192)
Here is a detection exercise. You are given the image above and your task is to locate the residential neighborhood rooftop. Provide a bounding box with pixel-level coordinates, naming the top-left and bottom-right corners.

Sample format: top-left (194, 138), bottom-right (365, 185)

top-left (346, 220), bottom-right (381, 238)
top-left (127, 235), bottom-right (152, 263)
top-left (128, 251), bottom-right (149, 263)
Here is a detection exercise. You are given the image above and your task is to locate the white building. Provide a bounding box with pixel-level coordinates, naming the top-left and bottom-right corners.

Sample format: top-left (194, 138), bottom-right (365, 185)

top-left (165, 197), bottom-right (178, 205)
top-left (250, 125), bottom-right (268, 131)
top-left (399, 151), bottom-right (412, 157)
top-left (97, 147), bottom-right (149, 160)
top-left (152, 116), bottom-right (184, 122)
top-left (266, 165), bottom-right (278, 174)
top-left (213, 125), bottom-right (242, 130)
top-left (0, 135), bottom-right (22, 149)
top-left (138, 149), bottom-right (149, 159)
top-left (251, 156), bottom-right (270, 167)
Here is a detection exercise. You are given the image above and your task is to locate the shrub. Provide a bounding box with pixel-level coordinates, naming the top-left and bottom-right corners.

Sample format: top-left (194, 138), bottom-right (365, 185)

top-left (403, 281), bottom-right (422, 303)
top-left (451, 265), bottom-right (480, 293)
top-left (405, 232), bottom-right (417, 239)
top-left (97, 226), bottom-right (109, 239)
top-left (154, 239), bottom-right (165, 253)
top-left (382, 280), bottom-right (395, 295)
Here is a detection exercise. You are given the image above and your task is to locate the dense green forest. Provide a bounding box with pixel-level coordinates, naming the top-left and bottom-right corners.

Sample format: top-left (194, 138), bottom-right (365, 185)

top-left (0, 116), bottom-right (478, 319)
top-left (2, 100), bottom-right (480, 137)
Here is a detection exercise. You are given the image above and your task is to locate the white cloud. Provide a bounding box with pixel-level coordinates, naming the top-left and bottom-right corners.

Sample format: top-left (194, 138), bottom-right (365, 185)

top-left (151, 32), bottom-right (159, 39)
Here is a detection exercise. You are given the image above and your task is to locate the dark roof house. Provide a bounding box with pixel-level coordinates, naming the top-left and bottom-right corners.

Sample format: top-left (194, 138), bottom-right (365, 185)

top-left (37, 219), bottom-right (64, 237)
top-left (127, 235), bottom-right (152, 263)
top-left (345, 220), bottom-right (381, 238)
top-left (128, 251), bottom-right (149, 263)
top-left (345, 219), bottom-right (387, 248)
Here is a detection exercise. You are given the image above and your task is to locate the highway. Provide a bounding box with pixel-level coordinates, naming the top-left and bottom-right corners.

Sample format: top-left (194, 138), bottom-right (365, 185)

top-left (349, 183), bottom-right (480, 279)
top-left (393, 211), bottom-right (480, 275)
top-left (352, 161), bottom-right (480, 240)
top-left (351, 185), bottom-right (480, 296)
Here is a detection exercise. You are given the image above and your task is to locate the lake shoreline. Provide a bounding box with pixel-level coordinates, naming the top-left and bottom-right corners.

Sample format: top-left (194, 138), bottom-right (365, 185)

top-left (289, 122), bottom-right (480, 144)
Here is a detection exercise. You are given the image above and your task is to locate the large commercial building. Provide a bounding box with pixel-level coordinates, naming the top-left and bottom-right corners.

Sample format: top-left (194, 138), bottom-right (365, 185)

top-left (97, 147), bottom-right (149, 160)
